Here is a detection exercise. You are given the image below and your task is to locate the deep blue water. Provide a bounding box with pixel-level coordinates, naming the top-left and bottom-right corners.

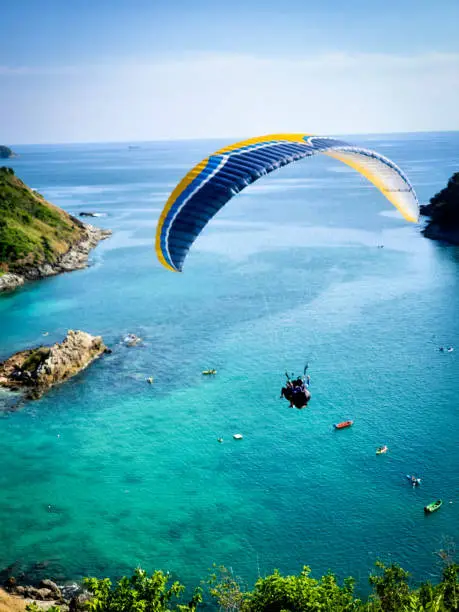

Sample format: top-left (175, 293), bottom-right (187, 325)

top-left (1, 132), bottom-right (458, 593)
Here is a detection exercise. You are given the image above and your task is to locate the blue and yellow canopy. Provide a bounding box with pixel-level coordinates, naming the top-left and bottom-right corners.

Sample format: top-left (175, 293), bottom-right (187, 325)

top-left (155, 134), bottom-right (419, 272)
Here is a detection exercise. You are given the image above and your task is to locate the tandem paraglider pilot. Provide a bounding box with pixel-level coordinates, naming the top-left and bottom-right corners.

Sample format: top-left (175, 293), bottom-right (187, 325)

top-left (280, 368), bottom-right (311, 409)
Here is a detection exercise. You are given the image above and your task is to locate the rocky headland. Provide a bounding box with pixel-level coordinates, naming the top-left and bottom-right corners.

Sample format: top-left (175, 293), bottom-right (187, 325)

top-left (0, 146), bottom-right (16, 159)
top-left (0, 330), bottom-right (108, 400)
top-left (0, 167), bottom-right (111, 293)
top-left (421, 171), bottom-right (459, 245)
top-left (0, 224), bottom-right (111, 292)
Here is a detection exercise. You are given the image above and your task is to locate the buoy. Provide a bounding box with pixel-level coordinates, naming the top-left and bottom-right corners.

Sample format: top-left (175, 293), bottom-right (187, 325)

top-left (217, 437), bottom-right (223, 443)
top-left (146, 377), bottom-right (154, 384)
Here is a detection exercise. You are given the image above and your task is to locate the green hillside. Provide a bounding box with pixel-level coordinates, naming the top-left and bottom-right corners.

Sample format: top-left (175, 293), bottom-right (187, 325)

top-left (0, 167), bottom-right (85, 273)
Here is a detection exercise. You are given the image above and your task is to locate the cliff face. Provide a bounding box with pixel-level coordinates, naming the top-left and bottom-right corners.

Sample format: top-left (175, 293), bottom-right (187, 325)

top-left (0, 167), bottom-right (111, 292)
top-left (421, 172), bottom-right (459, 245)
top-left (0, 330), bottom-right (107, 399)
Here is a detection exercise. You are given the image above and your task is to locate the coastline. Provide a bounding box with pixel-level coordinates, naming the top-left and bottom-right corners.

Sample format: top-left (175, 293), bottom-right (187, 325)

top-left (0, 224), bottom-right (112, 293)
top-left (1, 136), bottom-right (458, 599)
top-left (0, 580), bottom-right (80, 612)
top-left (419, 171), bottom-right (459, 246)
top-left (422, 223), bottom-right (459, 245)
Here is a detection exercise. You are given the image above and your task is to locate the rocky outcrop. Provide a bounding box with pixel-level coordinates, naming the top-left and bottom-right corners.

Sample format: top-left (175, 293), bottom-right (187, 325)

top-left (1, 572), bottom-right (94, 612)
top-left (13, 585), bottom-right (59, 602)
top-left (422, 224), bottom-right (459, 244)
top-left (0, 225), bottom-right (111, 293)
top-left (421, 172), bottom-right (459, 245)
top-left (38, 580), bottom-right (62, 599)
top-left (23, 224), bottom-right (111, 280)
top-left (0, 273), bottom-right (24, 293)
top-left (0, 330), bottom-right (108, 399)
top-left (1, 581), bottom-right (67, 611)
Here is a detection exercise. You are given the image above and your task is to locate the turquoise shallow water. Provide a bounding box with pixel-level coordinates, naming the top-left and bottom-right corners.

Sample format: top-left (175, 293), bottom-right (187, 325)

top-left (1, 133), bottom-right (459, 592)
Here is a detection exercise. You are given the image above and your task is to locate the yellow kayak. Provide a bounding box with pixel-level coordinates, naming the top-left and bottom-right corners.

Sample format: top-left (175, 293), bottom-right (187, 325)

top-left (202, 369), bottom-right (217, 375)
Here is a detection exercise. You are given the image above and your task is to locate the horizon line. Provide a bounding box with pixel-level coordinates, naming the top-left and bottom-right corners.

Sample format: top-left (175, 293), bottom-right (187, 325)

top-left (6, 128), bottom-right (459, 148)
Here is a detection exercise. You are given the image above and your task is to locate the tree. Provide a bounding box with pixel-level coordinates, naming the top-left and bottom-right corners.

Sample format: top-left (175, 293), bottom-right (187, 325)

top-left (438, 564), bottom-right (459, 611)
top-left (83, 568), bottom-right (202, 612)
top-left (368, 562), bottom-right (417, 612)
top-left (230, 566), bottom-right (359, 612)
top-left (207, 565), bottom-right (246, 612)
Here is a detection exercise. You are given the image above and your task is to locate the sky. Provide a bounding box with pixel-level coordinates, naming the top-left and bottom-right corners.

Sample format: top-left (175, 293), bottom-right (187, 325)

top-left (1, 0), bottom-right (459, 143)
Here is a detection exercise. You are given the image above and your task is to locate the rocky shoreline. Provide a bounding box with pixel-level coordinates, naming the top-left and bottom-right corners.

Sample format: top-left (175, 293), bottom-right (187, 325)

top-left (0, 330), bottom-right (109, 400)
top-left (420, 171), bottom-right (459, 246)
top-left (421, 222), bottom-right (459, 245)
top-left (0, 560), bottom-right (92, 612)
top-left (0, 224), bottom-right (112, 293)
top-left (1, 581), bottom-right (88, 612)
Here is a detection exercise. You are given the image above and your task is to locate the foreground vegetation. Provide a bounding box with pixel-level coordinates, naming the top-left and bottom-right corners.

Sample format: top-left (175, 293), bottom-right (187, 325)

top-left (19, 561), bottom-right (459, 612)
top-left (0, 167), bottom-right (84, 272)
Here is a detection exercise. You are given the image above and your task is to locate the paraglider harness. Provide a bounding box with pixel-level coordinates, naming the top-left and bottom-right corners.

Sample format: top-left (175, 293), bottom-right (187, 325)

top-left (280, 365), bottom-right (311, 408)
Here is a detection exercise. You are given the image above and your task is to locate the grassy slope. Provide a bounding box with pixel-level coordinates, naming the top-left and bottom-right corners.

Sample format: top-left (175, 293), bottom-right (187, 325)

top-left (0, 167), bottom-right (85, 273)
top-left (0, 590), bottom-right (25, 612)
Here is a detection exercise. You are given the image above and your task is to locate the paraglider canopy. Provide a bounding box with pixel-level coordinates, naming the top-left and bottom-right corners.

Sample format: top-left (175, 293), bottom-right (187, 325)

top-left (155, 133), bottom-right (419, 272)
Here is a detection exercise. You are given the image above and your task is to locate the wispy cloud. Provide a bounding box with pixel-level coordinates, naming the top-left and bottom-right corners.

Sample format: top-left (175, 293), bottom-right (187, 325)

top-left (5, 50), bottom-right (458, 76)
top-left (2, 51), bottom-right (458, 142)
top-left (0, 65), bottom-right (79, 76)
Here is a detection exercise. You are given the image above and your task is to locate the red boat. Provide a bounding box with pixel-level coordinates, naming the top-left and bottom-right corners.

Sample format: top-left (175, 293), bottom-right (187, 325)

top-left (334, 420), bottom-right (353, 429)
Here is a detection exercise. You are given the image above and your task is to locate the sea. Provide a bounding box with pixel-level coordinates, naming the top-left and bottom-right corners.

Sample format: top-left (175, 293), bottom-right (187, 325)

top-left (0, 132), bottom-right (458, 594)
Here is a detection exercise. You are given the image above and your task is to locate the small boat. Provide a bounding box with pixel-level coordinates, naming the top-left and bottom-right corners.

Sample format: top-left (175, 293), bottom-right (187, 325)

top-left (424, 499), bottom-right (442, 513)
top-left (124, 333), bottom-right (141, 346)
top-left (202, 369), bottom-right (217, 375)
top-left (233, 434), bottom-right (243, 440)
top-left (406, 474), bottom-right (421, 487)
top-left (334, 420), bottom-right (353, 430)
top-left (376, 445), bottom-right (388, 455)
